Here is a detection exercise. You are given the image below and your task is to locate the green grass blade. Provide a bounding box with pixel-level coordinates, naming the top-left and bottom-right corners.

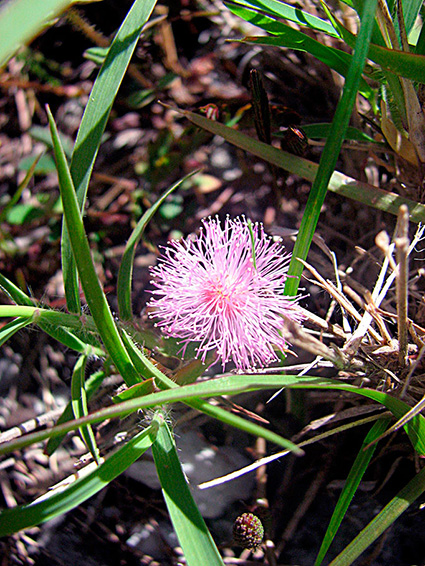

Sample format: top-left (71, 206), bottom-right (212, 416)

top-left (332, 10), bottom-right (425, 83)
top-left (118, 171), bottom-right (198, 321)
top-left (329, 465), bottom-right (425, 565)
top-left (0, 317), bottom-right (32, 347)
top-left (0, 423), bottom-right (157, 536)
top-left (151, 413), bottom-right (224, 566)
top-left (0, 153), bottom-right (42, 223)
top-left (294, 123), bottom-right (377, 143)
top-left (119, 330), bottom-right (304, 455)
top-left (284, 0), bottom-right (378, 296)
top-left (226, 0), bottom-right (339, 36)
top-left (178, 108), bottom-right (425, 223)
top-left (3, 374), bottom-right (425, 458)
top-left (0, 0), bottom-right (73, 69)
top-left (62, 0), bottom-right (157, 312)
top-left (71, 355), bottom-right (100, 464)
top-left (0, 272), bottom-right (35, 306)
top-left (46, 368), bottom-right (106, 455)
top-left (315, 417), bottom-right (391, 565)
top-left (402, 0), bottom-right (423, 35)
top-left (0, 302), bottom-right (103, 354)
top-left (414, 20), bottom-right (425, 55)
top-left (228, 5), bottom-right (372, 98)
top-left (47, 106), bottom-right (141, 386)
top-left (37, 323), bottom-right (104, 355)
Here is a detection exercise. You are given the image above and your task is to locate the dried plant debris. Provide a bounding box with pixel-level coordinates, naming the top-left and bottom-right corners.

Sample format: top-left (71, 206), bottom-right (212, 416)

top-left (287, 208), bottom-right (425, 408)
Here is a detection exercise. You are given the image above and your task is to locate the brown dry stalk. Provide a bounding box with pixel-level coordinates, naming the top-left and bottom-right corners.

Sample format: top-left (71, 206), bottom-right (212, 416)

top-left (395, 204), bottom-right (409, 368)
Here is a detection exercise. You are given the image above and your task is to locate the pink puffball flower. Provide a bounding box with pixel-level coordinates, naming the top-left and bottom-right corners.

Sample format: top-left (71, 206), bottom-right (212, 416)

top-left (148, 216), bottom-right (304, 371)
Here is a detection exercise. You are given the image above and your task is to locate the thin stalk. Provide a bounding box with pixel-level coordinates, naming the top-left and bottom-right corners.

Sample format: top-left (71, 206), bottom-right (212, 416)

top-left (395, 205), bottom-right (409, 368)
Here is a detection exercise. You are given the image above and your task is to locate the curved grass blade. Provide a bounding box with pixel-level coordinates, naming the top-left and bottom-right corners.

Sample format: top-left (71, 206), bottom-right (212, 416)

top-left (178, 108), bottom-right (425, 223)
top-left (0, 317), bottom-right (32, 347)
top-left (329, 465), bottom-right (425, 565)
top-left (293, 123), bottom-right (377, 143)
top-left (118, 171), bottom-right (198, 321)
top-left (284, 0), bottom-right (378, 296)
top-left (0, 273), bottom-right (35, 306)
top-left (46, 368), bottom-right (106, 456)
top-left (328, 5), bottom-right (425, 84)
top-left (314, 417), bottom-right (391, 565)
top-left (63, 0), bottom-right (157, 312)
top-left (151, 412), bottom-right (225, 566)
top-left (47, 106), bottom-right (140, 386)
top-left (3, 373), bottom-right (425, 458)
top-left (0, 0), bottom-right (73, 69)
top-left (119, 330), bottom-right (304, 455)
top-left (0, 153), bottom-right (43, 223)
top-left (226, 0), bottom-right (339, 37)
top-left (71, 354), bottom-right (100, 464)
top-left (228, 5), bottom-right (373, 99)
top-left (0, 423), bottom-right (157, 536)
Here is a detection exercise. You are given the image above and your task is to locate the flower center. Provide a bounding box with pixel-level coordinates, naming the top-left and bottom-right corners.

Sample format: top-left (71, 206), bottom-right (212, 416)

top-left (203, 275), bottom-right (240, 312)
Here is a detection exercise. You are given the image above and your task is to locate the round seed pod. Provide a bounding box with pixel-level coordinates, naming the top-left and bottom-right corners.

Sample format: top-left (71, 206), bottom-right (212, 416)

top-left (233, 512), bottom-right (264, 550)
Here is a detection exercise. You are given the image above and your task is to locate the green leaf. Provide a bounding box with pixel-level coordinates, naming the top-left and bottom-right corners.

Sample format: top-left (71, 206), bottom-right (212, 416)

top-left (0, 423), bottom-right (157, 536)
top-left (62, 0), bottom-right (157, 313)
top-left (5, 203), bottom-right (45, 225)
top-left (151, 413), bottom-right (224, 566)
top-left (315, 417), bottom-right (391, 565)
top-left (0, 0), bottom-right (74, 69)
top-left (83, 46), bottom-right (109, 66)
top-left (17, 154), bottom-right (57, 175)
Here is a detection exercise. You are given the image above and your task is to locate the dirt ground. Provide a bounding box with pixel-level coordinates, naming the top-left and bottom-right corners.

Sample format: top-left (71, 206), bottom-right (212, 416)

top-left (1, 1), bottom-right (425, 565)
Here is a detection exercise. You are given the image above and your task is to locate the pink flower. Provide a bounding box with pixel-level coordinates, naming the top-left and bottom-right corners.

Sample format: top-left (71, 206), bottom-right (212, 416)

top-left (149, 216), bottom-right (304, 371)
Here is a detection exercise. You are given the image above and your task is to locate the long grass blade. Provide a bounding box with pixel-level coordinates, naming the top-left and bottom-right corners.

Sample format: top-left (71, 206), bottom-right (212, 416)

top-left (47, 106), bottom-right (140, 386)
top-left (0, 423), bottom-right (157, 536)
top-left (178, 108), bottom-right (425, 223)
top-left (62, 0), bottom-right (157, 312)
top-left (329, 465), bottom-right (425, 565)
top-left (2, 374), bottom-right (425, 457)
top-left (0, 0), bottom-right (73, 69)
top-left (226, 0), bottom-right (339, 36)
top-left (118, 172), bottom-right (198, 321)
top-left (315, 417), bottom-right (391, 565)
top-left (71, 355), bottom-right (100, 464)
top-left (151, 412), bottom-right (224, 566)
top-left (284, 0), bottom-right (378, 296)
top-left (46, 368), bottom-right (106, 456)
